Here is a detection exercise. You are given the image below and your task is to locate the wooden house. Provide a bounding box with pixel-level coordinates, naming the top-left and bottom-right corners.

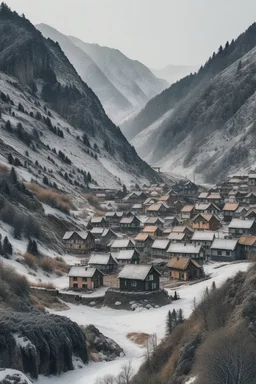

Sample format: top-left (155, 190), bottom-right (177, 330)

top-left (191, 231), bottom-right (215, 254)
top-left (145, 217), bottom-right (164, 227)
top-left (205, 193), bottom-right (224, 207)
top-left (181, 205), bottom-right (195, 220)
top-left (167, 243), bottom-right (205, 264)
top-left (114, 249), bottom-right (140, 265)
top-left (147, 203), bottom-right (170, 217)
top-left (68, 266), bottom-right (104, 290)
top-left (192, 213), bottom-right (220, 231)
top-left (195, 203), bottom-right (220, 215)
top-left (118, 265), bottom-right (161, 292)
top-left (105, 211), bottom-right (123, 227)
top-left (198, 192), bottom-right (209, 203)
top-left (158, 194), bottom-right (174, 206)
top-left (134, 233), bottom-right (154, 254)
top-left (244, 192), bottom-right (256, 205)
top-left (210, 239), bottom-right (239, 261)
top-left (88, 253), bottom-right (118, 273)
top-left (151, 239), bottom-right (170, 258)
top-left (223, 202), bottom-right (240, 222)
top-left (168, 232), bottom-right (190, 243)
top-left (168, 257), bottom-right (204, 281)
top-left (90, 216), bottom-right (107, 228)
top-left (142, 225), bottom-right (163, 238)
top-left (228, 219), bottom-right (256, 237)
top-left (120, 216), bottom-right (141, 233)
top-left (131, 203), bottom-right (144, 213)
top-left (238, 236), bottom-right (256, 260)
top-left (248, 173), bottom-right (256, 187)
top-left (110, 239), bottom-right (135, 252)
top-left (164, 216), bottom-right (180, 227)
top-left (245, 208), bottom-right (256, 219)
top-left (62, 231), bottom-right (95, 254)
top-left (172, 226), bottom-right (194, 237)
top-left (173, 180), bottom-right (198, 198)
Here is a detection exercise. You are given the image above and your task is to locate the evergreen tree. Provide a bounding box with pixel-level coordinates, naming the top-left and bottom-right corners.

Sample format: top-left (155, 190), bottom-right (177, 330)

top-left (166, 310), bottom-right (173, 336)
top-left (5, 120), bottom-right (12, 132)
top-left (172, 309), bottom-right (177, 326)
top-left (212, 281), bottom-right (216, 290)
top-left (8, 153), bottom-right (13, 165)
top-left (10, 167), bottom-right (18, 184)
top-left (3, 236), bottom-right (12, 257)
top-left (178, 309), bottom-right (184, 324)
top-left (237, 60), bottom-right (242, 71)
top-left (122, 184), bottom-right (127, 195)
top-left (43, 176), bottom-right (49, 185)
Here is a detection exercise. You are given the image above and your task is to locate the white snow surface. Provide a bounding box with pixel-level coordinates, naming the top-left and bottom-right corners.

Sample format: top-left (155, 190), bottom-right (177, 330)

top-left (0, 369), bottom-right (32, 384)
top-left (36, 261), bottom-right (250, 384)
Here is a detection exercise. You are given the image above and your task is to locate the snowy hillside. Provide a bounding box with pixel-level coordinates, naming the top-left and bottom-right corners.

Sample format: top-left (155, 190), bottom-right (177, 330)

top-left (125, 23), bottom-right (256, 182)
top-left (36, 24), bottom-right (133, 124)
top-left (68, 35), bottom-right (169, 119)
top-left (0, 7), bottom-right (159, 187)
top-left (151, 64), bottom-right (198, 85)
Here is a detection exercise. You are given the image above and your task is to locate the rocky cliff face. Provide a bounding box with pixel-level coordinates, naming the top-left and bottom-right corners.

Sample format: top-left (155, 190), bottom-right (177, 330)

top-left (0, 312), bottom-right (88, 379)
top-left (0, 4), bottom-right (160, 186)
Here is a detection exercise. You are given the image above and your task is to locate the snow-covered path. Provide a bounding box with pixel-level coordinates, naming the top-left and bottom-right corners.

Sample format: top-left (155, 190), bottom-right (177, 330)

top-left (38, 261), bottom-right (250, 384)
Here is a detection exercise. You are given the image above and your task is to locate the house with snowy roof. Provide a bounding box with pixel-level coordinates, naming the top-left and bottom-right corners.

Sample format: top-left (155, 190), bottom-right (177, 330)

top-left (191, 231), bottom-right (215, 254)
top-left (120, 216), bottom-right (141, 233)
top-left (167, 243), bottom-right (205, 264)
top-left (134, 233), bottom-right (154, 254)
top-left (238, 236), bottom-right (256, 260)
top-left (223, 202), bottom-right (240, 222)
top-left (228, 218), bottom-right (256, 237)
top-left (88, 253), bottom-right (118, 273)
top-left (110, 238), bottom-right (135, 252)
top-left (248, 173), bottom-right (256, 187)
top-left (68, 266), bottom-right (104, 290)
top-left (192, 213), bottom-right (220, 231)
top-left (118, 265), bottom-right (161, 292)
top-left (151, 239), bottom-right (170, 258)
top-left (90, 216), bottom-right (107, 228)
top-left (114, 249), bottom-right (140, 265)
top-left (62, 231), bottom-right (95, 254)
top-left (210, 239), bottom-right (239, 261)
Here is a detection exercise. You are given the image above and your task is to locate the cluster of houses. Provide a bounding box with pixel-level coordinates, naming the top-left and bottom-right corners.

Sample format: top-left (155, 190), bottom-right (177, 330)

top-left (65, 174), bottom-right (256, 293)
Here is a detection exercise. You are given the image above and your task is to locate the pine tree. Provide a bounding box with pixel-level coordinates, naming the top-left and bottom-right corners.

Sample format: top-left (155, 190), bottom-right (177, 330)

top-left (8, 153), bottom-right (13, 164)
top-left (10, 167), bottom-right (18, 184)
top-left (166, 310), bottom-right (173, 336)
top-left (237, 60), bottom-right (242, 71)
top-left (122, 184), bottom-right (127, 194)
top-left (212, 281), bottom-right (216, 290)
top-left (178, 309), bottom-right (184, 324)
top-left (172, 309), bottom-right (177, 326)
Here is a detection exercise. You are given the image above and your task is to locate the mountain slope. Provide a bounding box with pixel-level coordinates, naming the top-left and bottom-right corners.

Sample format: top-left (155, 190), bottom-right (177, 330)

top-left (36, 24), bottom-right (133, 124)
top-left (69, 35), bottom-right (169, 116)
top-left (124, 23), bottom-right (256, 181)
top-left (151, 64), bottom-right (198, 85)
top-left (0, 5), bottom-right (159, 187)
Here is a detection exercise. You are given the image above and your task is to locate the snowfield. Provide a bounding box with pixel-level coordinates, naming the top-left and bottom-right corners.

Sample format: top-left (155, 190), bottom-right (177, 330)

top-left (37, 261), bottom-right (250, 384)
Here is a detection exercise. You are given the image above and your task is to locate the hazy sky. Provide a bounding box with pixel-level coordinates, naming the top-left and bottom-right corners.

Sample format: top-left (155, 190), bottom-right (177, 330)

top-left (5, 0), bottom-right (256, 68)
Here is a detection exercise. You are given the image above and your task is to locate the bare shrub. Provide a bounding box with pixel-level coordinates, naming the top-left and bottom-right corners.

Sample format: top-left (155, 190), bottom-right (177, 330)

top-left (0, 163), bottom-right (9, 173)
top-left (195, 325), bottom-right (256, 384)
top-left (85, 194), bottom-right (103, 211)
top-left (26, 183), bottom-right (72, 213)
top-left (23, 252), bottom-right (37, 270)
top-left (0, 262), bottom-right (29, 297)
top-left (39, 257), bottom-right (69, 275)
top-left (29, 282), bottom-right (55, 289)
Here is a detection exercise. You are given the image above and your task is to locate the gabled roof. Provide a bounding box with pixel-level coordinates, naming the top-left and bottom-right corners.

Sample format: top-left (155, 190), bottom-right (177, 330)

top-left (120, 216), bottom-right (140, 224)
top-left (68, 266), bottom-right (103, 278)
top-left (89, 253), bottom-right (117, 265)
top-left (118, 265), bottom-right (160, 280)
top-left (191, 231), bottom-right (215, 241)
top-left (167, 257), bottom-right (201, 270)
top-left (111, 239), bottom-right (135, 248)
top-left (198, 192), bottom-right (209, 199)
top-left (142, 225), bottom-right (159, 233)
top-left (147, 203), bottom-right (167, 211)
top-left (134, 232), bottom-right (151, 241)
top-left (132, 203), bottom-right (143, 209)
top-left (158, 195), bottom-right (171, 202)
top-left (167, 243), bottom-right (202, 254)
top-left (172, 226), bottom-right (193, 233)
top-left (195, 203), bottom-right (212, 211)
top-left (238, 235), bottom-right (256, 246)
top-left (228, 218), bottom-right (255, 229)
top-left (146, 217), bottom-right (164, 225)
top-left (181, 205), bottom-right (194, 212)
top-left (223, 202), bottom-right (239, 211)
top-left (192, 213), bottom-right (220, 222)
top-left (206, 193), bottom-right (222, 200)
top-left (168, 232), bottom-right (186, 241)
top-left (90, 216), bottom-right (105, 223)
top-left (211, 239), bottom-right (238, 250)
top-left (105, 211), bottom-right (123, 217)
top-left (63, 231), bottom-right (89, 240)
top-left (152, 239), bottom-right (170, 250)
top-left (115, 249), bottom-right (139, 260)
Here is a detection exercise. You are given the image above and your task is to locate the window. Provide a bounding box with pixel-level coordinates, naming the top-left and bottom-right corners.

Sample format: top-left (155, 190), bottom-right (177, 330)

top-left (148, 274), bottom-right (154, 281)
top-left (226, 251), bottom-right (230, 256)
top-left (131, 280), bottom-right (137, 287)
top-left (217, 250), bottom-right (222, 256)
top-left (73, 277), bottom-right (77, 281)
top-left (82, 284), bottom-right (87, 289)
top-left (82, 277), bottom-right (87, 282)
top-left (73, 284), bottom-right (78, 288)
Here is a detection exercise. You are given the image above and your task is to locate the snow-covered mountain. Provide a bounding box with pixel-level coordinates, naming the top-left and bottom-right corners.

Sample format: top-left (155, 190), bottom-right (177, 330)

top-left (123, 23), bottom-right (256, 182)
top-left (36, 24), bottom-right (168, 125)
top-left (0, 6), bottom-right (160, 189)
top-left (151, 64), bottom-right (198, 85)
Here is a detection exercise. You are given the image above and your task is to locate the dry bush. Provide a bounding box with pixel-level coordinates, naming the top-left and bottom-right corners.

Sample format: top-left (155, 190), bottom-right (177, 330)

top-left (26, 183), bottom-right (72, 213)
top-left (23, 252), bottom-right (37, 270)
top-left (85, 194), bottom-right (103, 211)
top-left (127, 332), bottom-right (150, 346)
top-left (0, 262), bottom-right (29, 297)
top-left (39, 257), bottom-right (69, 275)
top-left (0, 163), bottom-right (9, 173)
top-left (94, 210), bottom-right (105, 216)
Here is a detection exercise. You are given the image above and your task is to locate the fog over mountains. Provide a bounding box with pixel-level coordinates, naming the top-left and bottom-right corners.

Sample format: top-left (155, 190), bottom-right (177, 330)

top-left (36, 23), bottom-right (168, 124)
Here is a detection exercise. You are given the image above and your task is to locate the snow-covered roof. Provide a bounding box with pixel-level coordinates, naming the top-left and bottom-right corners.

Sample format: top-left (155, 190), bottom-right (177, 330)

top-left (111, 239), bottom-right (134, 248)
top-left (168, 243), bottom-right (202, 254)
top-left (198, 192), bottom-right (209, 198)
top-left (168, 257), bottom-right (201, 270)
top-left (63, 231), bottom-right (89, 240)
top-left (181, 205), bottom-right (194, 212)
top-left (228, 219), bottom-right (255, 229)
top-left (143, 225), bottom-right (159, 233)
top-left (249, 173), bottom-right (256, 179)
top-left (211, 239), bottom-right (238, 250)
top-left (223, 202), bottom-right (239, 211)
top-left (191, 231), bottom-right (215, 241)
top-left (105, 211), bottom-right (123, 217)
top-left (132, 203), bottom-right (143, 209)
top-left (88, 254), bottom-right (116, 265)
top-left (63, 231), bottom-right (74, 240)
top-left (115, 250), bottom-right (138, 260)
top-left (195, 203), bottom-right (211, 210)
top-left (68, 266), bottom-right (99, 277)
top-left (168, 232), bottom-right (186, 241)
top-left (91, 216), bottom-right (105, 223)
top-left (120, 216), bottom-right (139, 224)
top-left (118, 265), bottom-right (160, 280)
top-left (152, 239), bottom-right (170, 250)
top-left (172, 226), bottom-right (192, 233)
top-left (146, 217), bottom-right (164, 224)
top-left (90, 227), bottom-right (105, 235)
